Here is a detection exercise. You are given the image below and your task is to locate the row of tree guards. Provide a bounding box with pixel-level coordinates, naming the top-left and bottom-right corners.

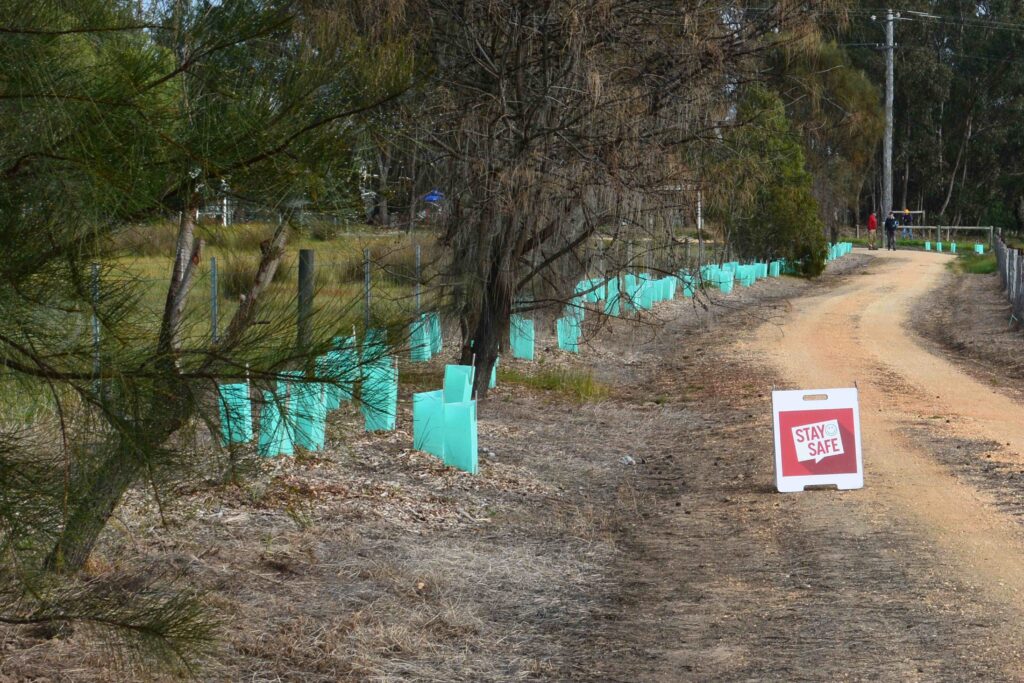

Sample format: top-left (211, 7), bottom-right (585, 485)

top-left (212, 243), bottom-right (857, 475)
top-left (545, 243), bottom-right (855, 354)
top-left (922, 241), bottom-right (986, 254)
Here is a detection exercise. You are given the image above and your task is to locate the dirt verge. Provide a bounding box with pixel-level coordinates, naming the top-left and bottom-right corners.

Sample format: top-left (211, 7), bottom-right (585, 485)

top-left (911, 267), bottom-right (1024, 400)
top-left (10, 253), bottom-right (1022, 682)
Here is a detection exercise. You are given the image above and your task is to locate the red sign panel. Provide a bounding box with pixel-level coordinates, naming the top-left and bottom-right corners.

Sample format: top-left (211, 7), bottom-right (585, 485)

top-left (772, 389), bottom-right (863, 492)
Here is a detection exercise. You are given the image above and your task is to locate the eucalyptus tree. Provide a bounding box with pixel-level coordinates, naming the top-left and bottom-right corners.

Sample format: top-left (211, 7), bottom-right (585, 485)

top-left (842, 0), bottom-right (1024, 227)
top-left (768, 37), bottom-right (884, 236)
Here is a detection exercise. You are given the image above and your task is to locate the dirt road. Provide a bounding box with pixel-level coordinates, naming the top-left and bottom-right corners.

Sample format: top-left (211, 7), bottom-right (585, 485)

top-left (755, 250), bottom-right (1024, 607)
top-left (597, 250), bottom-right (1024, 681)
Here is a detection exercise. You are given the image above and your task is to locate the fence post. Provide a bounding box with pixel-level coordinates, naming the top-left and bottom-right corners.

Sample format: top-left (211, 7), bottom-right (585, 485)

top-left (210, 256), bottom-right (219, 343)
top-left (414, 242), bottom-right (421, 316)
top-left (297, 249), bottom-right (314, 353)
top-left (363, 247), bottom-right (371, 331)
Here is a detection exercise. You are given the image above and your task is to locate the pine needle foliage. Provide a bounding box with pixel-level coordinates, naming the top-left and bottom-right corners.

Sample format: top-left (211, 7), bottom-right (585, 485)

top-left (0, 0), bottom-right (412, 672)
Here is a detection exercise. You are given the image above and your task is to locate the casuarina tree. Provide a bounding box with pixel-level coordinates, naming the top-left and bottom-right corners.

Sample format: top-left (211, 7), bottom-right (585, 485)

top-left (0, 0), bottom-right (410, 669)
top-left (417, 0), bottom-right (843, 396)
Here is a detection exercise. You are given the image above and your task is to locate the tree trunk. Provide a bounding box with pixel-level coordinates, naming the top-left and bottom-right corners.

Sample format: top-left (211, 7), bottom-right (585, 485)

top-left (375, 150), bottom-right (391, 226)
top-left (44, 406), bottom-right (184, 572)
top-left (901, 117), bottom-right (910, 210)
top-left (459, 246), bottom-right (513, 399)
top-left (461, 297), bottom-right (507, 400)
top-left (939, 115), bottom-right (971, 217)
top-left (45, 214), bottom-right (290, 574)
top-left (45, 443), bottom-right (144, 572)
top-left (407, 141), bottom-right (419, 234)
top-left (855, 177), bottom-right (863, 229)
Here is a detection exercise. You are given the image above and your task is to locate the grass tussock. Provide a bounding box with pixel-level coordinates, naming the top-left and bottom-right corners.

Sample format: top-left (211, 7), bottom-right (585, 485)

top-left (499, 367), bottom-right (609, 401)
top-left (955, 252), bottom-right (998, 274)
top-left (109, 221), bottom-right (281, 258)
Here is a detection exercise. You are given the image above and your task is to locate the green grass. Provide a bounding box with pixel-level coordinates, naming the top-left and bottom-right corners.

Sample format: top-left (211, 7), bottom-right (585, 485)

top-left (954, 251), bottom-right (998, 274)
top-left (99, 222), bottom-right (444, 349)
top-left (498, 367), bottom-right (609, 401)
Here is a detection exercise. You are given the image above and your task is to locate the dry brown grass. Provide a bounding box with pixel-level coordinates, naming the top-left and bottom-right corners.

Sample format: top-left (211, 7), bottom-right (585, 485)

top-left (1, 256), bottom-right (875, 682)
top-left (0, 370), bottom-right (628, 682)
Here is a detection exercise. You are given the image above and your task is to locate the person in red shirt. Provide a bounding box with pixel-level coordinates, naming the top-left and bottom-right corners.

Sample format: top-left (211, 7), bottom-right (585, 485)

top-left (867, 212), bottom-right (878, 250)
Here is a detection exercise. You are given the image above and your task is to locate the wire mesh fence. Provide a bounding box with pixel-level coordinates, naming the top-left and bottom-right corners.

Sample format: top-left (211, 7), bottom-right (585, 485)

top-left (994, 230), bottom-right (1024, 326)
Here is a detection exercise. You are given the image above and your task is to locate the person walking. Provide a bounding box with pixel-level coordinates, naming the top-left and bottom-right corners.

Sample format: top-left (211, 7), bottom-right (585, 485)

top-left (884, 211), bottom-right (899, 251)
top-left (901, 208), bottom-right (913, 239)
top-left (867, 212), bottom-right (878, 250)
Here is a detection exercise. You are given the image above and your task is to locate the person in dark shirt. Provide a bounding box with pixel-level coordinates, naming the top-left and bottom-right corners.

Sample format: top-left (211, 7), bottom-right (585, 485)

top-left (884, 211), bottom-right (899, 251)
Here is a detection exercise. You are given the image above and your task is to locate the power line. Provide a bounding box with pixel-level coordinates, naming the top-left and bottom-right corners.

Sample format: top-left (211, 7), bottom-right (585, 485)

top-left (839, 42), bottom-right (1024, 69)
top-left (848, 7), bottom-right (1024, 35)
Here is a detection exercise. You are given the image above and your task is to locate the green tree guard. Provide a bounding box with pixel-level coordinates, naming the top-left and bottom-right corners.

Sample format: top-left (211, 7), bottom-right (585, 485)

top-left (719, 270), bottom-right (735, 294)
top-left (291, 380), bottom-right (327, 451)
top-left (330, 335), bottom-right (358, 401)
top-left (557, 317), bottom-right (580, 353)
top-left (410, 314), bottom-right (432, 362)
top-left (638, 282), bottom-right (655, 310)
top-left (428, 312), bottom-right (443, 355)
top-left (361, 362), bottom-right (398, 432)
top-left (604, 277), bottom-right (621, 316)
top-left (217, 383), bottom-right (253, 446)
top-left (258, 389), bottom-right (294, 458)
top-left (678, 270), bottom-right (695, 297)
top-left (442, 400), bottom-right (478, 474)
top-left (510, 315), bottom-right (535, 360)
top-left (443, 365), bottom-right (474, 403)
top-left (413, 389), bottom-right (446, 457)
top-left (361, 328), bottom-right (388, 368)
top-left (317, 352), bottom-right (343, 411)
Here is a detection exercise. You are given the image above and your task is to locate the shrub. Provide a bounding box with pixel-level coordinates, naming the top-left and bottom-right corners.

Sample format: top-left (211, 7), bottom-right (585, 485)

top-left (218, 254), bottom-right (259, 300)
top-left (199, 223), bottom-right (277, 252)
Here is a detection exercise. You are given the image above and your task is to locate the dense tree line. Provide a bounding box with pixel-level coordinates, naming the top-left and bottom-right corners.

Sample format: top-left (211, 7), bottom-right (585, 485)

top-left (841, 1), bottom-right (1024, 229)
